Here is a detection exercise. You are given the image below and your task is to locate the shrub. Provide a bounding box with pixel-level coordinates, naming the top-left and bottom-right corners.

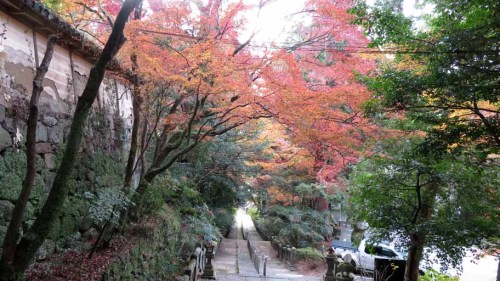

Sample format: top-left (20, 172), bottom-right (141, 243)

top-left (259, 205), bottom-right (330, 248)
top-left (295, 247), bottom-right (324, 263)
top-left (247, 206), bottom-right (260, 220)
top-left (419, 269), bottom-right (459, 281)
top-left (256, 216), bottom-right (286, 238)
top-left (279, 223), bottom-right (324, 248)
top-left (213, 208), bottom-right (234, 236)
top-left (84, 188), bottom-right (131, 228)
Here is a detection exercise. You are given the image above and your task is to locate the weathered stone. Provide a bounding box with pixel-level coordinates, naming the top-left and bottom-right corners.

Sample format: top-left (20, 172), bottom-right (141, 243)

top-left (1, 118), bottom-right (14, 134)
top-left (0, 200), bottom-right (15, 224)
top-left (65, 232), bottom-right (85, 249)
top-left (36, 239), bottom-right (56, 261)
top-left (82, 227), bottom-right (98, 240)
top-left (0, 126), bottom-right (11, 151)
top-left (44, 153), bottom-right (56, 169)
top-left (0, 174), bottom-right (22, 201)
top-left (0, 225), bottom-right (8, 245)
top-left (43, 171), bottom-right (55, 191)
top-left (47, 127), bottom-right (62, 144)
top-left (36, 122), bottom-right (48, 142)
top-left (23, 220), bottom-right (35, 233)
top-left (79, 216), bottom-right (94, 233)
top-left (35, 154), bottom-right (44, 172)
top-left (41, 116), bottom-right (58, 127)
top-left (35, 142), bottom-right (53, 154)
top-left (0, 105), bottom-right (5, 123)
top-left (24, 202), bottom-right (35, 220)
top-left (86, 170), bottom-right (96, 183)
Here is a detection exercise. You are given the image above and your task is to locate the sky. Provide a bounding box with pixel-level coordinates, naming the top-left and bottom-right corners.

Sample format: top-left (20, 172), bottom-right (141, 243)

top-left (239, 0), bottom-right (307, 44)
top-left (239, 0), bottom-right (434, 46)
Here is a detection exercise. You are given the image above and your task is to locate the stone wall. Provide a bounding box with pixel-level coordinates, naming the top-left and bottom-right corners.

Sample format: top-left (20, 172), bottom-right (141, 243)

top-left (0, 8), bottom-right (133, 259)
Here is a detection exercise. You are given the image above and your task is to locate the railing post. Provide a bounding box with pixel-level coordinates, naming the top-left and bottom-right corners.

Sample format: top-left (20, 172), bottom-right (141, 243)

top-left (263, 256), bottom-right (268, 276)
top-left (277, 243), bottom-right (282, 258)
top-left (290, 247), bottom-right (297, 270)
top-left (256, 252), bottom-right (260, 274)
top-left (286, 245), bottom-right (291, 261)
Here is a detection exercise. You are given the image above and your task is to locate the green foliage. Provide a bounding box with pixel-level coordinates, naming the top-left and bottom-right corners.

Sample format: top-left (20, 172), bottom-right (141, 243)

top-left (170, 126), bottom-right (267, 208)
top-left (295, 247), bottom-right (324, 263)
top-left (212, 208), bottom-right (234, 236)
top-left (103, 207), bottom-right (185, 280)
top-left (0, 173), bottom-right (23, 201)
top-left (84, 188), bottom-right (131, 228)
top-left (1, 149), bottom-right (26, 178)
top-left (41, 0), bottom-right (65, 12)
top-left (258, 206), bottom-right (332, 248)
top-left (246, 206), bottom-right (260, 220)
top-left (161, 177), bottom-right (204, 216)
top-left (349, 2), bottom-right (414, 47)
top-left (419, 269), bottom-right (459, 281)
top-left (349, 138), bottom-right (499, 270)
top-left (354, 0), bottom-right (499, 153)
top-left (138, 174), bottom-right (177, 216)
top-left (279, 223), bottom-right (324, 248)
top-left (0, 149), bottom-right (47, 219)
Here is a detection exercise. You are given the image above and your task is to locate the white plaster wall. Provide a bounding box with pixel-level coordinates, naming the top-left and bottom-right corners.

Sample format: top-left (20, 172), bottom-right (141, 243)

top-left (0, 11), bottom-right (36, 68)
top-left (0, 9), bottom-right (133, 117)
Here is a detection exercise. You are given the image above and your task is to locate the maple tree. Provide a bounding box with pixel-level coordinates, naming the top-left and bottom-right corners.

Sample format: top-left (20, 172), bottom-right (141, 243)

top-left (114, 0), bottom-right (278, 215)
top-left (256, 0), bottom-right (378, 192)
top-left (44, 0), bottom-right (276, 211)
top-left (0, 0), bottom-right (388, 277)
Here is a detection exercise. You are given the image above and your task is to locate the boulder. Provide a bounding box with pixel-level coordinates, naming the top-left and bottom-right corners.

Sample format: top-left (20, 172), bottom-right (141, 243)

top-left (0, 105), bottom-right (5, 123)
top-left (0, 200), bottom-right (15, 224)
top-left (44, 153), bottom-right (56, 170)
top-left (82, 228), bottom-right (98, 240)
top-left (0, 225), bottom-right (8, 245)
top-left (79, 216), bottom-right (94, 233)
top-left (0, 126), bottom-right (11, 151)
top-left (47, 127), bottom-right (62, 144)
top-left (41, 116), bottom-right (58, 127)
top-left (35, 123), bottom-right (48, 142)
top-left (35, 142), bottom-right (53, 154)
top-left (36, 239), bottom-right (56, 261)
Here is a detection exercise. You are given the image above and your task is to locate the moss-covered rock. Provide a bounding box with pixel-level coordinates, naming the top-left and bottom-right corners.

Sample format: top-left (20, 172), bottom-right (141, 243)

top-left (0, 173), bottom-right (23, 201)
top-left (49, 217), bottom-right (61, 240)
top-left (24, 201), bottom-right (35, 220)
top-left (62, 196), bottom-right (86, 218)
top-left (0, 200), bottom-right (14, 224)
top-left (102, 207), bottom-right (186, 280)
top-left (1, 149), bottom-right (26, 178)
top-left (0, 156), bottom-right (6, 178)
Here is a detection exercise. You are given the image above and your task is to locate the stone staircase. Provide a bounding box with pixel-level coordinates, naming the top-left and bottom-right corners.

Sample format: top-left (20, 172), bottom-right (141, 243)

top-left (200, 209), bottom-right (320, 281)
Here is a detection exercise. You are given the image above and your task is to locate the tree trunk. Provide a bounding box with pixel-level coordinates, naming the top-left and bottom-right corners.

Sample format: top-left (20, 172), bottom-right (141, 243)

top-left (1, 34), bottom-right (57, 267)
top-left (123, 3), bottom-right (143, 191)
top-left (0, 1), bottom-right (141, 278)
top-left (123, 54), bottom-right (142, 191)
top-left (404, 183), bottom-right (437, 281)
top-left (405, 234), bottom-right (424, 281)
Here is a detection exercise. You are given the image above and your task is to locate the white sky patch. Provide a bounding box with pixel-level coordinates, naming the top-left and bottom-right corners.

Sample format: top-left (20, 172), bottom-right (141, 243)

top-left (239, 0), bottom-right (307, 45)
